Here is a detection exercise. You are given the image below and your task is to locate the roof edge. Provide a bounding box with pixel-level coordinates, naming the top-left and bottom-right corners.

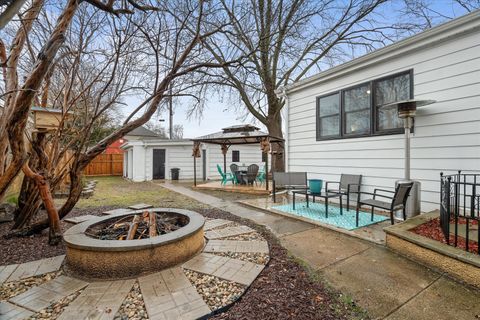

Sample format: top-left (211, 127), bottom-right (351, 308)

top-left (285, 10), bottom-right (480, 94)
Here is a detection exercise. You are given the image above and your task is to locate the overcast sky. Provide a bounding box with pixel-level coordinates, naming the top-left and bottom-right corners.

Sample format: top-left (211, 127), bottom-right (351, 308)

top-left (118, 1), bottom-right (472, 139)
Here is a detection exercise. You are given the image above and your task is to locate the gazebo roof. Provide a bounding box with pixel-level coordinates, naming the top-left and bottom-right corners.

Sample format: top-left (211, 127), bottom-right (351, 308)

top-left (192, 124), bottom-right (283, 145)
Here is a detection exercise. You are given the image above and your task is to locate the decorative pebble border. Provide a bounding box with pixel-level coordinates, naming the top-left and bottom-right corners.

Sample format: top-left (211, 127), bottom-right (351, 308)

top-left (0, 217), bottom-right (269, 320)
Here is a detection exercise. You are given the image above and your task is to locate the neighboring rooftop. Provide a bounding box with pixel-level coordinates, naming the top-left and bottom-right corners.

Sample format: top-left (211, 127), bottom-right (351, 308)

top-left (125, 126), bottom-right (160, 138)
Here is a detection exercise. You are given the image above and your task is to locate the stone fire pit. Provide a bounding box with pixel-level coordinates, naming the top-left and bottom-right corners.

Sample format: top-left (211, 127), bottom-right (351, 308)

top-left (63, 208), bottom-right (205, 279)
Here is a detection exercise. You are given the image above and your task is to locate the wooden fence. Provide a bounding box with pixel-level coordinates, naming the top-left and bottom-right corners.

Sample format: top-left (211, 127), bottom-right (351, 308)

top-left (84, 154), bottom-right (124, 176)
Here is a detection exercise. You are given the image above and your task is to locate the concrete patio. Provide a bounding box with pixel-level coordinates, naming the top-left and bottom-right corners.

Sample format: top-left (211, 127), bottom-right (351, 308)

top-left (161, 183), bottom-right (480, 320)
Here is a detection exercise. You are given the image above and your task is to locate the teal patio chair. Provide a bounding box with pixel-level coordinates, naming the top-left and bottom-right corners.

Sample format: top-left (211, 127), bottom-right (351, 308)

top-left (256, 169), bottom-right (266, 185)
top-left (217, 164), bottom-right (235, 185)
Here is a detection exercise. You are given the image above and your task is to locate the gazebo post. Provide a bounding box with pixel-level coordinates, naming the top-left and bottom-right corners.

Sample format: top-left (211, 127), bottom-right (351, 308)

top-left (221, 144), bottom-right (229, 176)
top-left (265, 152), bottom-right (269, 191)
top-left (193, 156), bottom-right (196, 186)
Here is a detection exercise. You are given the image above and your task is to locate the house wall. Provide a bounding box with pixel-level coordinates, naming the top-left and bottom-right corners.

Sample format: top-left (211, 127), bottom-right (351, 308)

top-left (286, 16), bottom-right (480, 212)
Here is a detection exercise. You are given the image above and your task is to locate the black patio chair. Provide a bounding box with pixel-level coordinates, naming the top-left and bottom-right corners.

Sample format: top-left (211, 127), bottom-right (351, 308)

top-left (355, 182), bottom-right (414, 227)
top-left (230, 164), bottom-right (239, 184)
top-left (325, 174), bottom-right (362, 210)
top-left (272, 172), bottom-right (308, 202)
top-left (246, 164), bottom-right (259, 185)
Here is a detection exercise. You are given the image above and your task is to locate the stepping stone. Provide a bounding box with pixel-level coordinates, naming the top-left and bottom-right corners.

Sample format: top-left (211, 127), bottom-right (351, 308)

top-left (6, 259), bottom-right (43, 282)
top-left (128, 203), bottom-right (153, 210)
top-left (102, 208), bottom-right (133, 216)
top-left (0, 301), bottom-right (34, 320)
top-left (138, 267), bottom-right (210, 320)
top-left (0, 264), bottom-right (18, 284)
top-left (204, 219), bottom-right (233, 231)
top-left (34, 255), bottom-right (65, 276)
top-left (9, 275), bottom-right (88, 312)
top-left (204, 240), bottom-right (269, 254)
top-left (204, 225), bottom-right (255, 240)
top-left (183, 253), bottom-right (264, 286)
top-left (58, 279), bottom-right (134, 320)
top-left (64, 215), bottom-right (97, 224)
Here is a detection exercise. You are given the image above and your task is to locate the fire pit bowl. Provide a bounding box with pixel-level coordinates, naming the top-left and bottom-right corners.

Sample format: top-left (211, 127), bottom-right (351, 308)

top-left (63, 208), bottom-right (205, 279)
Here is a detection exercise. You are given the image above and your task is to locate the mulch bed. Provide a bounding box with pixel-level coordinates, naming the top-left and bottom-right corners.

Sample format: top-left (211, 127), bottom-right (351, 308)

top-left (410, 217), bottom-right (479, 254)
top-left (0, 206), bottom-right (112, 265)
top-left (197, 208), bottom-right (366, 320)
top-left (1, 205), bottom-right (366, 320)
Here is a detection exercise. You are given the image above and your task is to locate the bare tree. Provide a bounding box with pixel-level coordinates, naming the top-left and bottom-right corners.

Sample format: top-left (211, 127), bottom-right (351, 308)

top-left (198, 0), bottom-right (474, 172)
top-left (4, 0), bottom-right (228, 243)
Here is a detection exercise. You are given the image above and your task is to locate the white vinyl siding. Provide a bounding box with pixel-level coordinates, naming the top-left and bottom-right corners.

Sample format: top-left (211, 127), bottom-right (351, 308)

top-left (286, 21), bottom-right (480, 212)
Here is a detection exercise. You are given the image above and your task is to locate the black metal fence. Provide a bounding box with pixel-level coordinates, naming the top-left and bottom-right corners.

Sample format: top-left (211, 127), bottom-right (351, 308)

top-left (440, 171), bottom-right (480, 254)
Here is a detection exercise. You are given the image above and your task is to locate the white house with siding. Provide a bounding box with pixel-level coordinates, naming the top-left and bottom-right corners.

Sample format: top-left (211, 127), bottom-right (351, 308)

top-left (282, 11), bottom-right (480, 212)
top-left (122, 138), bottom-right (264, 182)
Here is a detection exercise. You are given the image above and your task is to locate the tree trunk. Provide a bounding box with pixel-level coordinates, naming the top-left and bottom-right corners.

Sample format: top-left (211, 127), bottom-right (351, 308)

top-left (21, 164), bottom-right (62, 245)
top-left (266, 100), bottom-right (285, 173)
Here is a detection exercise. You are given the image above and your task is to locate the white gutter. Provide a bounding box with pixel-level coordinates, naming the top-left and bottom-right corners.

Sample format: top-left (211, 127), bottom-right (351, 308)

top-left (285, 10), bottom-right (480, 94)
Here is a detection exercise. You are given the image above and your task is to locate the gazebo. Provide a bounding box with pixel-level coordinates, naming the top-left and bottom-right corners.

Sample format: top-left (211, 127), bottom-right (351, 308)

top-left (191, 124), bottom-right (284, 190)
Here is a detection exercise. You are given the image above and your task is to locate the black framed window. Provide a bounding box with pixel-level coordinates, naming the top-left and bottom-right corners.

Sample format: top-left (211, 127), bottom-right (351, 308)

top-left (317, 92), bottom-right (340, 139)
top-left (232, 150), bottom-right (240, 162)
top-left (374, 72), bottom-right (412, 132)
top-left (343, 83), bottom-right (371, 136)
top-left (316, 70), bottom-right (413, 140)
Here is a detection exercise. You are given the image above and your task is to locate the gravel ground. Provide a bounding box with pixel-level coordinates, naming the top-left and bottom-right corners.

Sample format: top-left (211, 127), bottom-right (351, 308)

top-left (223, 231), bottom-right (266, 241)
top-left (185, 270), bottom-right (245, 311)
top-left (0, 206), bottom-right (112, 265)
top-left (29, 289), bottom-right (83, 320)
top-left (114, 281), bottom-right (148, 320)
top-left (0, 271), bottom-right (62, 300)
top-left (212, 252), bottom-right (270, 265)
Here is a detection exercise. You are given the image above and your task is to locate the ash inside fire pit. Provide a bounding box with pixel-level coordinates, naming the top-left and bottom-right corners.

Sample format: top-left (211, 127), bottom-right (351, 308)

top-left (86, 211), bottom-right (189, 240)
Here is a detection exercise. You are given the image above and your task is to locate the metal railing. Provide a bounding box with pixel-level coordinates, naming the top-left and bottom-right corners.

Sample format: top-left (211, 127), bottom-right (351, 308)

top-left (440, 171), bottom-right (479, 254)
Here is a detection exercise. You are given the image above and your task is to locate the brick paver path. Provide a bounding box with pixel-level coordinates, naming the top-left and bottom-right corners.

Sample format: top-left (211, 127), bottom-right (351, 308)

top-left (58, 279), bottom-right (134, 320)
top-left (128, 203), bottom-right (153, 210)
top-left (102, 208), bottom-right (133, 215)
top-left (139, 268), bottom-right (211, 320)
top-left (9, 276), bottom-right (88, 312)
top-left (1, 216), bottom-right (269, 320)
top-left (204, 225), bottom-right (254, 240)
top-left (0, 255), bottom-right (64, 284)
top-left (64, 215), bottom-right (97, 224)
top-left (183, 253), bottom-right (264, 286)
top-left (204, 240), bottom-right (269, 254)
top-left (204, 219), bottom-right (233, 231)
top-left (0, 302), bottom-right (34, 320)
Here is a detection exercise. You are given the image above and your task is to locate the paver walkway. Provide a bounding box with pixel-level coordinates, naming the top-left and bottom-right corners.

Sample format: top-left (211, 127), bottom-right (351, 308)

top-left (1, 217), bottom-right (268, 320)
top-left (10, 275), bottom-right (88, 312)
top-left (204, 225), bottom-right (254, 240)
top-left (183, 253), bottom-right (263, 286)
top-left (64, 215), bottom-right (98, 224)
top-left (0, 255), bottom-right (64, 284)
top-left (204, 239), bottom-right (269, 253)
top-left (161, 182), bottom-right (480, 320)
top-left (204, 218), bottom-right (233, 230)
top-left (57, 279), bottom-right (134, 320)
top-left (138, 267), bottom-right (211, 320)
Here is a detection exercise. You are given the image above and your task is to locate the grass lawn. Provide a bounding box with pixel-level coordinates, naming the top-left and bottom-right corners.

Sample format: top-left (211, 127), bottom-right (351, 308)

top-left (61, 176), bottom-right (208, 210)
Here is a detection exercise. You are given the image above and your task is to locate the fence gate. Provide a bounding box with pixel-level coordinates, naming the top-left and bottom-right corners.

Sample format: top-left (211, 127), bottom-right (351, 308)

top-left (84, 154), bottom-right (124, 176)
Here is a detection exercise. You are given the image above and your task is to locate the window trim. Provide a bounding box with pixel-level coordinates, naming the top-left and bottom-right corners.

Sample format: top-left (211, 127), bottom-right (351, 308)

top-left (316, 69), bottom-right (413, 141)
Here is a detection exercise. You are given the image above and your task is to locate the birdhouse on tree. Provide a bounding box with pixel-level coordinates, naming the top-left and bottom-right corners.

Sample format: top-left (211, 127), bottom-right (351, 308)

top-left (31, 106), bottom-right (71, 131)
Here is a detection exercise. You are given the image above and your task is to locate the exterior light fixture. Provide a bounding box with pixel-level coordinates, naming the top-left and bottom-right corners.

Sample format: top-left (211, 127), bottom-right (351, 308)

top-left (382, 99), bottom-right (436, 219)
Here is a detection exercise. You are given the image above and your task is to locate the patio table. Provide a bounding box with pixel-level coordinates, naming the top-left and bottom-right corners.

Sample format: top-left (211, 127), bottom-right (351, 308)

top-left (235, 170), bottom-right (247, 185)
top-left (292, 190), bottom-right (343, 218)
